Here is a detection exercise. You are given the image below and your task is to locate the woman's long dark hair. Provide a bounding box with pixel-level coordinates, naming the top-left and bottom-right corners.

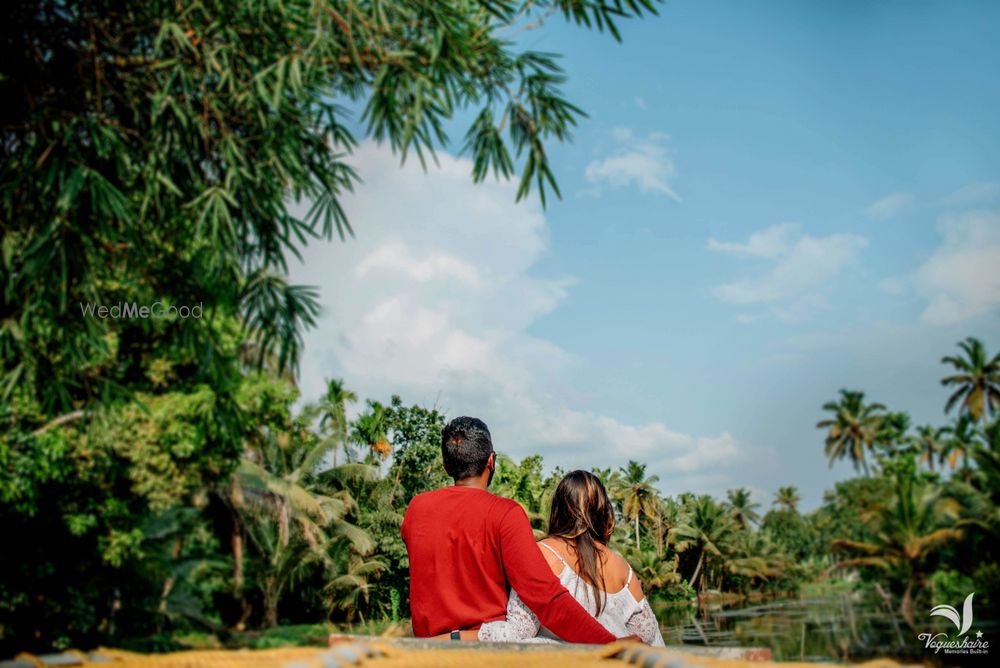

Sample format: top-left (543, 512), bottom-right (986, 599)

top-left (545, 470), bottom-right (616, 615)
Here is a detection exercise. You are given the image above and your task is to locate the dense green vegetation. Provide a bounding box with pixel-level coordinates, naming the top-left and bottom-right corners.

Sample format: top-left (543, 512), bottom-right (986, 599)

top-left (2, 337), bottom-right (998, 655)
top-left (0, 0), bottom-right (661, 654)
top-left (2, 0), bottom-right (661, 419)
top-left (2, 0), bottom-right (997, 659)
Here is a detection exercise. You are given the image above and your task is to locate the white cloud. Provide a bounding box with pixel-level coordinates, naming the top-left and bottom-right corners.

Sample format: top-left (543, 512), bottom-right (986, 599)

top-left (708, 224), bottom-right (868, 322)
top-left (865, 192), bottom-right (913, 221)
top-left (878, 276), bottom-right (907, 296)
top-left (915, 209), bottom-right (1000, 325)
top-left (584, 128), bottom-right (680, 200)
top-left (633, 96), bottom-right (647, 110)
top-left (288, 141), bottom-right (749, 493)
top-left (941, 181), bottom-right (1000, 206)
top-left (356, 241), bottom-right (482, 286)
top-left (708, 222), bottom-right (798, 260)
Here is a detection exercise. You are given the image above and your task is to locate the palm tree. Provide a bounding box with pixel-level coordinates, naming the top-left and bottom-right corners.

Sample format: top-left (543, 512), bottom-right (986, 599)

top-left (817, 389), bottom-right (887, 476)
top-left (983, 417), bottom-right (1000, 452)
top-left (229, 406), bottom-right (374, 627)
top-left (774, 486), bottom-right (800, 513)
top-left (596, 467), bottom-right (624, 517)
top-left (139, 508), bottom-right (227, 633)
top-left (612, 460), bottom-right (660, 551)
top-left (352, 401), bottom-right (390, 462)
top-left (319, 378), bottom-right (357, 467)
top-left (324, 541), bottom-right (388, 623)
top-left (941, 337), bottom-right (1000, 424)
top-left (670, 495), bottom-right (738, 594)
top-left (244, 511), bottom-right (343, 628)
top-left (726, 488), bottom-right (761, 529)
top-left (727, 529), bottom-right (789, 592)
top-left (623, 548), bottom-right (683, 592)
top-left (651, 496), bottom-right (683, 558)
top-left (911, 425), bottom-right (945, 472)
top-left (493, 454), bottom-right (546, 530)
top-left (830, 471), bottom-right (969, 625)
top-left (875, 411), bottom-right (912, 460)
top-left (969, 445), bottom-right (1000, 529)
top-left (539, 466), bottom-right (566, 528)
top-left (495, 455), bottom-right (544, 508)
top-left (592, 467), bottom-right (614, 486)
top-left (939, 414), bottom-right (979, 480)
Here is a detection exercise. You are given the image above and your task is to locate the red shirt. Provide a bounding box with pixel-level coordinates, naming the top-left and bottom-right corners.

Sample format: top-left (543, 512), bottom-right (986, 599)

top-left (401, 486), bottom-right (616, 644)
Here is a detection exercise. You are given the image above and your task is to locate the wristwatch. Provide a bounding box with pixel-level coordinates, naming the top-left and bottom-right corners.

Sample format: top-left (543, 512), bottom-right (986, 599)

top-left (450, 630), bottom-right (461, 640)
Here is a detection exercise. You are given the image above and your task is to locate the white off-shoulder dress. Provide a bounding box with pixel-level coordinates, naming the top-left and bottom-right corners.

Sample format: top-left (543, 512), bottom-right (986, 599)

top-left (478, 542), bottom-right (666, 646)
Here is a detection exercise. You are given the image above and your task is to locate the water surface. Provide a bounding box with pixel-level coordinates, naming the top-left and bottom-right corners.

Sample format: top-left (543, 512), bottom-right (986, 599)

top-left (655, 592), bottom-right (995, 665)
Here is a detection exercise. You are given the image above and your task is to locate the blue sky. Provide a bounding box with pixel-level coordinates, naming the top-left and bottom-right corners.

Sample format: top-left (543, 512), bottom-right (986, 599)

top-left (291, 0), bottom-right (1000, 509)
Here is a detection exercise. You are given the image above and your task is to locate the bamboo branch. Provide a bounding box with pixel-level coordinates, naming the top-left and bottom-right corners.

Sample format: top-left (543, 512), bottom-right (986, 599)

top-left (31, 410), bottom-right (86, 436)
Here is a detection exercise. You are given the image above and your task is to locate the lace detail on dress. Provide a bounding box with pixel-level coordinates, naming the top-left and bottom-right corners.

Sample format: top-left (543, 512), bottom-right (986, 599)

top-left (476, 589), bottom-right (546, 642)
top-left (478, 550), bottom-right (666, 646)
top-left (626, 598), bottom-right (666, 647)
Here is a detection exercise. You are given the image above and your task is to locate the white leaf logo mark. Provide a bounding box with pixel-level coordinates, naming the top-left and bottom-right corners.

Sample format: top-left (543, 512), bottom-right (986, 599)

top-left (929, 593), bottom-right (974, 636)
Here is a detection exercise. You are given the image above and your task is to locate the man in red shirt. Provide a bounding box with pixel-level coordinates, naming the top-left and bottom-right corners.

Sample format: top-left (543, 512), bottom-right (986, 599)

top-left (401, 416), bottom-right (619, 644)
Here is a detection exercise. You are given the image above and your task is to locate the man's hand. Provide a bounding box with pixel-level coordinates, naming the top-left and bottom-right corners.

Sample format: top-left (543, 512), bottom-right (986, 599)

top-left (616, 634), bottom-right (644, 643)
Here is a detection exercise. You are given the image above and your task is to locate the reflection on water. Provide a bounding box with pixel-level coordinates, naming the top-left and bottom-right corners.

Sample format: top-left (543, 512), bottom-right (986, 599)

top-left (655, 591), bottom-right (995, 665)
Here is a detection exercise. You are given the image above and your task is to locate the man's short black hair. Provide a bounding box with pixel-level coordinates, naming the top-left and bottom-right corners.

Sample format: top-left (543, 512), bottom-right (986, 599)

top-left (441, 416), bottom-right (493, 480)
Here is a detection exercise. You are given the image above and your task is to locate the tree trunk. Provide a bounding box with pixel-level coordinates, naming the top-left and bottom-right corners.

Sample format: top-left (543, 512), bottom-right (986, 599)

top-left (634, 514), bottom-right (641, 551)
top-left (655, 513), bottom-right (663, 558)
top-left (157, 536), bottom-right (185, 626)
top-left (688, 547), bottom-right (705, 588)
top-left (278, 498), bottom-right (289, 546)
top-left (231, 512), bottom-right (244, 592)
top-left (900, 582), bottom-right (915, 629)
top-left (873, 581), bottom-right (904, 647)
top-left (342, 423), bottom-right (351, 464)
top-left (264, 577), bottom-right (279, 628)
top-left (230, 504), bottom-right (251, 631)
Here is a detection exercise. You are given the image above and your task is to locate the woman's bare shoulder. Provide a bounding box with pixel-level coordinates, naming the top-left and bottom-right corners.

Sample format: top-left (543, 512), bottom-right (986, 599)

top-left (536, 538), bottom-right (567, 574)
top-left (599, 547), bottom-right (632, 590)
top-left (604, 549), bottom-right (646, 601)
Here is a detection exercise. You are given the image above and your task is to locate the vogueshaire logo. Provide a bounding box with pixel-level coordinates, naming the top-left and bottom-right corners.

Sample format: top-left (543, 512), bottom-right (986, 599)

top-left (918, 593), bottom-right (989, 656)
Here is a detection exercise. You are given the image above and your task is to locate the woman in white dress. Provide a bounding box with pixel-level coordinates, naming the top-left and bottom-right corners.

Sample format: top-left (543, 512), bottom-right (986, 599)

top-left (477, 470), bottom-right (665, 646)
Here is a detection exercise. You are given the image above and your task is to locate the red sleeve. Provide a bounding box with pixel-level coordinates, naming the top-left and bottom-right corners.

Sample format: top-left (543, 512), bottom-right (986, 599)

top-left (497, 504), bottom-right (616, 644)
